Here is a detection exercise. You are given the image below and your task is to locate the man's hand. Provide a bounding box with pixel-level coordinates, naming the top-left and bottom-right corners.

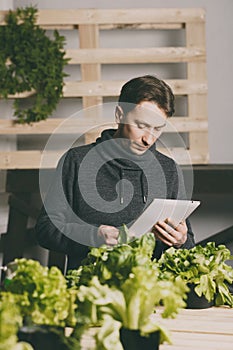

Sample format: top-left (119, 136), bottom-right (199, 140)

top-left (153, 219), bottom-right (187, 247)
top-left (97, 225), bottom-right (119, 246)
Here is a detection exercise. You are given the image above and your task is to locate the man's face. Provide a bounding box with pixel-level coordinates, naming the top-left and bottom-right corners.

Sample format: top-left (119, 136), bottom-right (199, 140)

top-left (115, 101), bottom-right (167, 155)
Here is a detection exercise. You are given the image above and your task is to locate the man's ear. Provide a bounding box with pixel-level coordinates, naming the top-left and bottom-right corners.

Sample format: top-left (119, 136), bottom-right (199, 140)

top-left (115, 105), bottom-right (124, 124)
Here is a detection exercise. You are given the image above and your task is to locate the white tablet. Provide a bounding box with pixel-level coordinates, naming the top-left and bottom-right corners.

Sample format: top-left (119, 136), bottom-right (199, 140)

top-left (128, 198), bottom-right (200, 238)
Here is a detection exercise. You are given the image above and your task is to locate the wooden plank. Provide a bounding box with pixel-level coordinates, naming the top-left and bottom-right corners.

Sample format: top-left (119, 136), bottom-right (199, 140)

top-left (0, 8), bottom-right (205, 26)
top-left (155, 308), bottom-right (233, 335)
top-left (0, 150), bottom-right (64, 169)
top-left (79, 24), bottom-right (102, 108)
top-left (35, 23), bottom-right (184, 30)
top-left (2, 81), bottom-right (207, 101)
top-left (161, 333), bottom-right (233, 350)
top-left (164, 118), bottom-right (208, 132)
top-left (65, 47), bottom-right (206, 64)
top-left (159, 147), bottom-right (209, 164)
top-left (80, 307), bottom-right (233, 350)
top-left (159, 315), bottom-right (233, 334)
top-left (0, 11), bottom-right (7, 24)
top-left (62, 80), bottom-right (208, 97)
top-left (100, 23), bottom-right (183, 30)
top-left (0, 147), bottom-right (208, 169)
top-left (186, 20), bottom-right (209, 164)
top-left (79, 24), bottom-right (102, 144)
top-left (168, 332), bottom-right (233, 344)
top-left (0, 117), bottom-right (208, 135)
top-left (35, 8), bottom-right (205, 26)
top-left (0, 118), bottom-right (115, 135)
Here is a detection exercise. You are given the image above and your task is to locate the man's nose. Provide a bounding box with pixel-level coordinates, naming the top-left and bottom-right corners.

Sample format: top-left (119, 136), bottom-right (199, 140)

top-left (142, 130), bottom-right (155, 145)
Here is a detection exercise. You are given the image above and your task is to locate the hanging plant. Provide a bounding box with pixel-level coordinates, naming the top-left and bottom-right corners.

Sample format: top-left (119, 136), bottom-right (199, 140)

top-left (0, 6), bottom-right (69, 123)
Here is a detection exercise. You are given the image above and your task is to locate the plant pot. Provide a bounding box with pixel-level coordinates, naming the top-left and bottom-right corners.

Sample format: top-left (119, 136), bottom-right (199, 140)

top-left (17, 325), bottom-right (65, 350)
top-left (186, 283), bottom-right (215, 309)
top-left (120, 327), bottom-right (160, 350)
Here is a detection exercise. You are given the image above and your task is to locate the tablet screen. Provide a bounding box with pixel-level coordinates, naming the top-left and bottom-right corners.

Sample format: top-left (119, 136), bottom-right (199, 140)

top-left (128, 198), bottom-right (200, 238)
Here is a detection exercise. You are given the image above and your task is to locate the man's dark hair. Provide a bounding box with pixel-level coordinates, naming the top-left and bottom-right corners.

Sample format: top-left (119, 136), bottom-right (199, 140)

top-left (118, 75), bottom-right (175, 117)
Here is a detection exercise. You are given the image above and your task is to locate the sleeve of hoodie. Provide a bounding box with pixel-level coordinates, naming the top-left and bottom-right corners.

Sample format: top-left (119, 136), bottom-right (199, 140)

top-left (35, 150), bottom-right (104, 257)
top-left (173, 162), bottom-right (195, 249)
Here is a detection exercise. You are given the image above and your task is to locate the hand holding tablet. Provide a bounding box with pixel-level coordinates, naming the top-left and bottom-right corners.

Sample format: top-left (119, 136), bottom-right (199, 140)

top-left (128, 199), bottom-right (200, 238)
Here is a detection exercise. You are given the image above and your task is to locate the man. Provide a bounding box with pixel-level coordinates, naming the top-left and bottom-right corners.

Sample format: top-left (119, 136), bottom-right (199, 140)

top-left (35, 75), bottom-right (195, 270)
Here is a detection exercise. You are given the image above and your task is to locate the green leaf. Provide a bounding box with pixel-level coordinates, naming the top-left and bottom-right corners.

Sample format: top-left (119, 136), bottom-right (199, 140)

top-left (118, 224), bottom-right (129, 244)
top-left (0, 6), bottom-right (69, 123)
top-left (158, 242), bottom-right (233, 306)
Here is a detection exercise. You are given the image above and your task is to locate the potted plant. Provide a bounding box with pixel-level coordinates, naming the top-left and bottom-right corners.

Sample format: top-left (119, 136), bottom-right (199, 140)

top-left (1, 258), bottom-right (78, 350)
top-left (75, 264), bottom-right (187, 349)
top-left (158, 242), bottom-right (233, 308)
top-left (0, 6), bottom-right (69, 123)
top-left (67, 231), bottom-right (188, 349)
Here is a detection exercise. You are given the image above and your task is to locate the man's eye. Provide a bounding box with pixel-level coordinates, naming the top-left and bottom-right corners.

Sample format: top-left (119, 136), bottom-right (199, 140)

top-left (137, 123), bottom-right (146, 129)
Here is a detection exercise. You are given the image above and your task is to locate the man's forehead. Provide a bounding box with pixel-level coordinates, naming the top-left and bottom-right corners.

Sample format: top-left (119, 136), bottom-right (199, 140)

top-left (132, 102), bottom-right (167, 125)
top-left (137, 101), bottom-right (164, 113)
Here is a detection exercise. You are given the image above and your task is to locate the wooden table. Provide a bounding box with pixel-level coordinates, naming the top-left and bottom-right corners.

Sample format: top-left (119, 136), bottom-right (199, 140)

top-left (158, 306), bottom-right (233, 350)
top-left (80, 306), bottom-right (233, 349)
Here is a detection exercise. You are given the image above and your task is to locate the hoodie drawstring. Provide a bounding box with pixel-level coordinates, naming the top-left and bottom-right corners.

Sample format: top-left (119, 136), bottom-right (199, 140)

top-left (120, 168), bottom-right (124, 204)
top-left (140, 172), bottom-right (147, 203)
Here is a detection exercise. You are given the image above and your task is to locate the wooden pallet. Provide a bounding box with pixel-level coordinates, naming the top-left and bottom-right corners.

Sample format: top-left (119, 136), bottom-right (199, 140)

top-left (0, 8), bottom-right (208, 168)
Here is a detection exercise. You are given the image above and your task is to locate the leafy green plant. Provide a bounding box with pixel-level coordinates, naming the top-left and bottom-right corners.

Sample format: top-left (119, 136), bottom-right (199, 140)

top-left (0, 292), bottom-right (33, 350)
top-left (66, 228), bottom-right (156, 289)
top-left (158, 242), bottom-right (233, 306)
top-left (75, 266), bottom-right (187, 348)
top-left (3, 258), bottom-right (77, 327)
top-left (0, 6), bottom-right (69, 123)
top-left (68, 232), bottom-right (188, 349)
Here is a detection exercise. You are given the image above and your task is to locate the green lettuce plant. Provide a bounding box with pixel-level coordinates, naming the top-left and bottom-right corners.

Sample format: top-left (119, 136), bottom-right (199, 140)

top-left (66, 228), bottom-right (156, 289)
top-left (75, 265), bottom-right (187, 348)
top-left (68, 232), bottom-right (188, 349)
top-left (3, 258), bottom-right (77, 327)
top-left (158, 242), bottom-right (233, 306)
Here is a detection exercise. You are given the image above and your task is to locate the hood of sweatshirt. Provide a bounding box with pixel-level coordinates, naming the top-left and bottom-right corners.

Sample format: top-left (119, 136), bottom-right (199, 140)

top-left (93, 128), bottom-right (166, 206)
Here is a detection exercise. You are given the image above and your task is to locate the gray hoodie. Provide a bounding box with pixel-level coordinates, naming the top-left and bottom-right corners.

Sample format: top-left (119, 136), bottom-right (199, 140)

top-left (35, 129), bottom-right (195, 270)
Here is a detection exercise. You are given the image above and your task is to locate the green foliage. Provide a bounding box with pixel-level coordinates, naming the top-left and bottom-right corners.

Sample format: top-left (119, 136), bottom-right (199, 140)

top-left (158, 242), bottom-right (233, 306)
top-left (0, 6), bottom-right (69, 123)
top-left (75, 266), bottom-right (187, 347)
top-left (3, 258), bottom-right (77, 327)
top-left (0, 293), bottom-right (33, 350)
top-left (66, 231), bottom-right (156, 289)
top-left (68, 232), bottom-right (187, 348)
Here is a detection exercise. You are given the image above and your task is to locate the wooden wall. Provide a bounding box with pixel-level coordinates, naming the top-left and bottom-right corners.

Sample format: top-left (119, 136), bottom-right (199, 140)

top-left (0, 8), bottom-right (208, 169)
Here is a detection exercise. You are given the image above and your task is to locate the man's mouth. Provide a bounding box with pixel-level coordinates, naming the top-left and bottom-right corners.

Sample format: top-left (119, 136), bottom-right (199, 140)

top-left (133, 143), bottom-right (148, 151)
